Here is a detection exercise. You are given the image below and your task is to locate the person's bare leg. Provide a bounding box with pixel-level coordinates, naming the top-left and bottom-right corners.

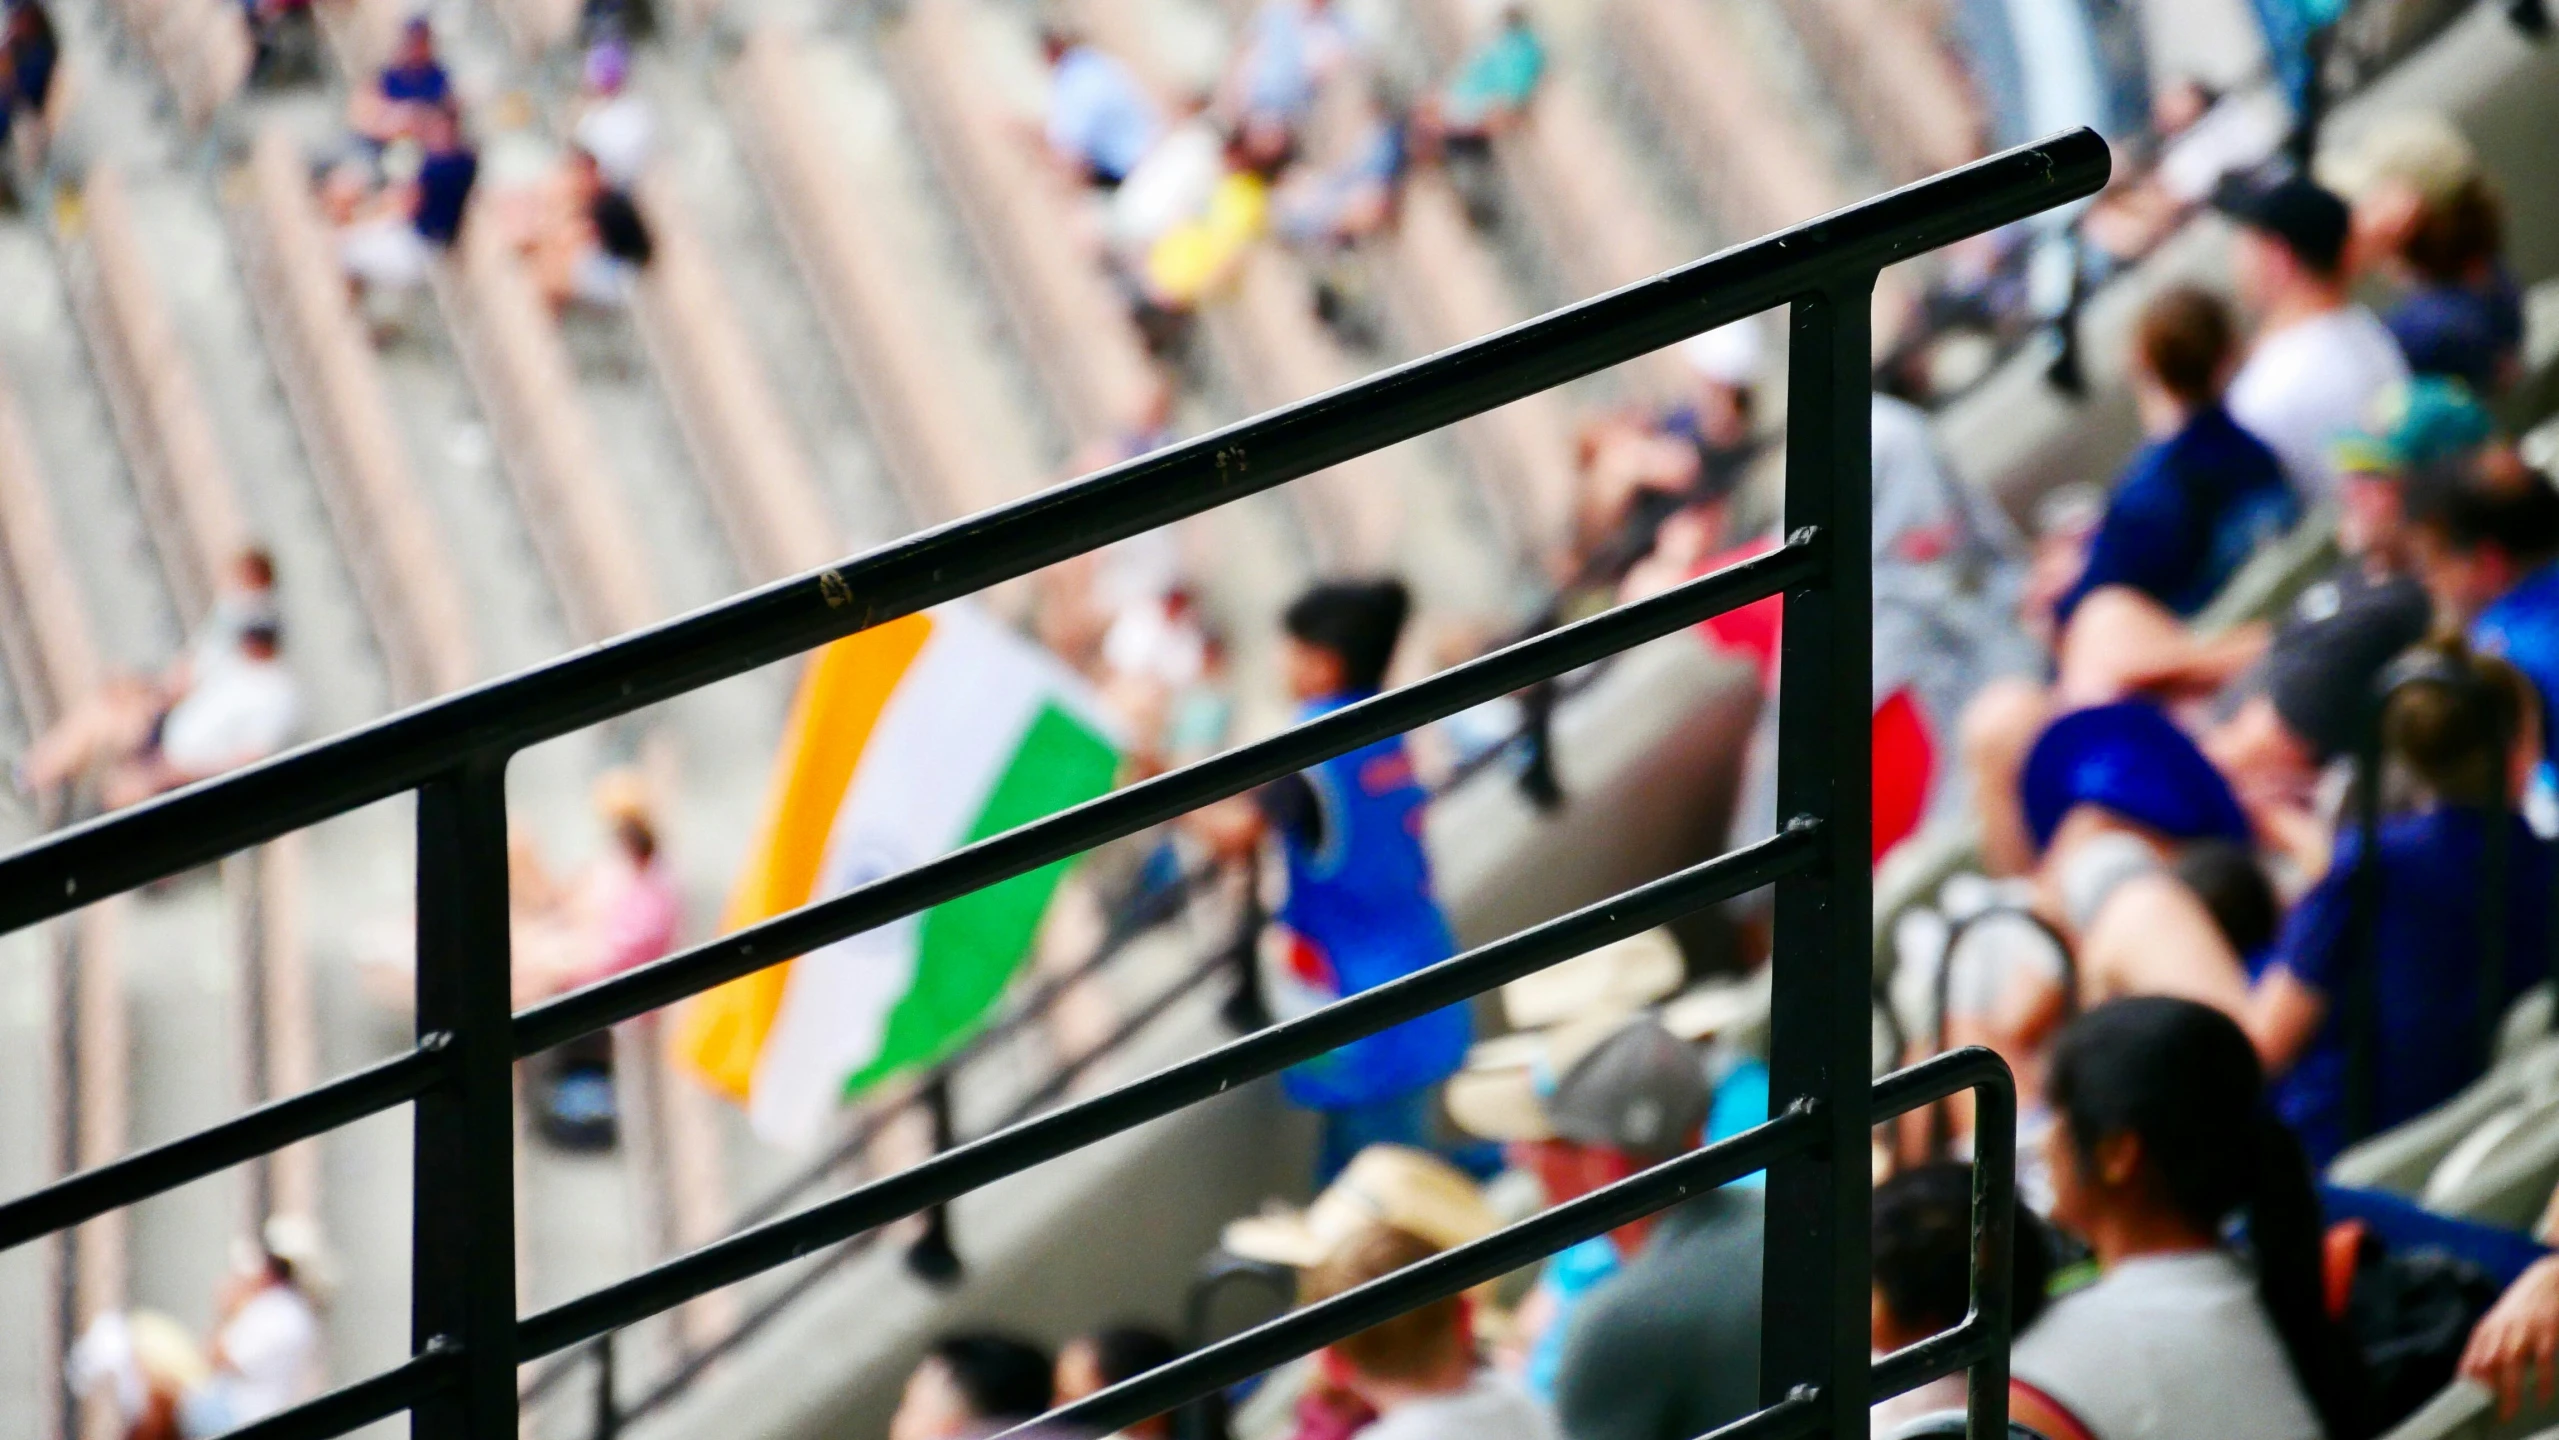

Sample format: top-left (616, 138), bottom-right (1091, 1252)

top-left (19, 678), bottom-right (158, 792)
top-left (2053, 584), bottom-right (2198, 705)
top-left (1958, 676), bottom-right (2051, 877)
top-left (2076, 869), bottom-right (2253, 1017)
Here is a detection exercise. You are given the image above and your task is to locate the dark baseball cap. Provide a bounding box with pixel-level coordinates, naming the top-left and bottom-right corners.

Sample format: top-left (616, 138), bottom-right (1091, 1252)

top-left (1446, 1014), bottom-right (1710, 1162)
top-left (2211, 170), bottom-right (2352, 275)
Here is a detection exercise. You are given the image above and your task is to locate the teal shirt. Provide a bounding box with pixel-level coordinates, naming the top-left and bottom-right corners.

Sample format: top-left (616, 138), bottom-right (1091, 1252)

top-left (1442, 25), bottom-right (1544, 125)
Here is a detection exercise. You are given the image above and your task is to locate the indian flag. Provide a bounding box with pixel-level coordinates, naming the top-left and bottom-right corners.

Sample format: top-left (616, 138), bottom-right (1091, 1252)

top-left (675, 603), bottom-right (1120, 1146)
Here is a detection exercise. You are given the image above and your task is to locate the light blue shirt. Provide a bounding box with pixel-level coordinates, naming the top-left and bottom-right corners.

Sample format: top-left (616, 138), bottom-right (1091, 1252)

top-left (1047, 46), bottom-right (1159, 182)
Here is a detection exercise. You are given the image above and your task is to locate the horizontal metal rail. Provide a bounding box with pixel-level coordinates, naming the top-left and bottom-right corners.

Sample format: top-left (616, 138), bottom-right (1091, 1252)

top-left (514, 534), bottom-right (1821, 1052)
top-left (0, 1045), bottom-right (441, 1252)
top-left (514, 821), bottom-right (1817, 1359)
top-left (1025, 1044), bottom-right (2017, 1440)
top-left (221, 1342), bottom-right (456, 1440)
top-left (0, 129), bottom-right (2109, 930)
top-left (0, 539), bottom-right (1816, 1251)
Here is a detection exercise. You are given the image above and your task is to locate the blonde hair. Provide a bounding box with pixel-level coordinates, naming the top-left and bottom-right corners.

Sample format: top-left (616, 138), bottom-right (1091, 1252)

top-left (1298, 1222), bottom-right (1466, 1384)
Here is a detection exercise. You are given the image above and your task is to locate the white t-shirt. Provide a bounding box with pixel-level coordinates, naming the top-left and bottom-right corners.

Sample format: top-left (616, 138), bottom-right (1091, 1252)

top-left (1357, 1373), bottom-right (1557, 1440)
top-left (161, 658), bottom-right (300, 774)
top-left (211, 1285), bottom-right (321, 1421)
top-left (2011, 1250), bottom-right (2321, 1440)
top-left (574, 94), bottom-right (655, 190)
top-left (2226, 304), bottom-right (2410, 503)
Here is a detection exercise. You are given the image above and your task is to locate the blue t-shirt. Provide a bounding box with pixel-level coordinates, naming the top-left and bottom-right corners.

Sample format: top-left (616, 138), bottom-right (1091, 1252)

top-left (2056, 403), bottom-right (2298, 625)
top-left (2387, 269), bottom-right (2523, 396)
top-left (2474, 562), bottom-right (2559, 763)
top-left (1273, 693), bottom-right (1468, 1110)
top-left (411, 147), bottom-right (477, 246)
top-left (378, 59), bottom-right (450, 106)
top-left (2267, 806), bottom-right (2553, 1166)
top-left (1045, 45), bottom-right (1159, 184)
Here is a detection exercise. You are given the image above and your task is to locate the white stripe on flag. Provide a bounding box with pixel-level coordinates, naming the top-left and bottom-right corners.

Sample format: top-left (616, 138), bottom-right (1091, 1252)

top-left (747, 608), bottom-right (1057, 1145)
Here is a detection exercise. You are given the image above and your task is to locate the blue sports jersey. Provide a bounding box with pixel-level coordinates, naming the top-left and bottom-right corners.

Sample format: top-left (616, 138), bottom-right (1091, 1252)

top-left (1271, 694), bottom-right (1470, 1110)
top-left (2266, 806), bottom-right (2553, 1165)
top-left (2475, 562), bottom-right (2559, 763)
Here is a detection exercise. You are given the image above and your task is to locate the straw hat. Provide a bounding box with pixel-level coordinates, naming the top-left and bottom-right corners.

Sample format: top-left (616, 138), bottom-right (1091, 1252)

top-left (1499, 929), bottom-right (1686, 1031)
top-left (1658, 968), bottom-right (1771, 1046)
top-left (2316, 111), bottom-right (2477, 207)
top-left (1222, 1145), bottom-right (1498, 1269)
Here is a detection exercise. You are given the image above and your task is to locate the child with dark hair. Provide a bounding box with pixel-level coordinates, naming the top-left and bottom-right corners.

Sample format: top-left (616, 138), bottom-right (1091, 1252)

top-left (1869, 1161), bottom-right (2056, 1432)
top-left (2051, 285), bottom-right (2298, 633)
top-left (2243, 642), bottom-right (2552, 1164)
top-left (1055, 1327), bottom-right (1180, 1440)
top-left (891, 1332), bottom-right (1056, 1440)
top-left (2411, 450), bottom-right (2559, 771)
top-left (1194, 579), bottom-right (1470, 1183)
top-left (2013, 997), bottom-right (2371, 1440)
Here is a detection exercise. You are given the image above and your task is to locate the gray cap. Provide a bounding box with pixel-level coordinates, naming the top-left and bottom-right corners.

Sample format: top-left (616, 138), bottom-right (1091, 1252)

top-left (1447, 1015), bottom-right (1711, 1162)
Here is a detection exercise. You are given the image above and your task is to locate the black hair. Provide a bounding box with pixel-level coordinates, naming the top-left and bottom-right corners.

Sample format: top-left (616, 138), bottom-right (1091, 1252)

top-left (2047, 998), bottom-right (2372, 1439)
top-left (2174, 840), bottom-right (2280, 958)
top-left (926, 1332), bottom-right (1055, 1423)
top-left (1873, 1161), bottom-right (2054, 1337)
top-left (2408, 456), bottom-right (2559, 568)
top-left (1077, 1325), bottom-right (1178, 1390)
top-left (241, 622), bottom-right (283, 652)
top-left (1282, 579), bottom-right (1410, 694)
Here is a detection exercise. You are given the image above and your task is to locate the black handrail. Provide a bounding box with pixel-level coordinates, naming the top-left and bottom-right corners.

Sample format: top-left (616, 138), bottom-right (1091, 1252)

top-left (0, 128), bottom-right (2107, 1440)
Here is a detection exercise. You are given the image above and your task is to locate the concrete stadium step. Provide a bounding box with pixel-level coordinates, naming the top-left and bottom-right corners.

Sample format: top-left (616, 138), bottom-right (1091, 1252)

top-left (230, 125), bottom-right (477, 703)
top-left (872, 0), bottom-right (1156, 459)
top-left (723, 25), bottom-right (1054, 527)
top-left (89, 0), bottom-right (252, 131)
top-left (1602, 0), bottom-right (1916, 337)
top-left (60, 167), bottom-right (253, 627)
top-left (644, 40), bottom-right (910, 554)
top-left (1773, 0), bottom-right (1983, 188)
top-left (0, 223), bottom-right (183, 673)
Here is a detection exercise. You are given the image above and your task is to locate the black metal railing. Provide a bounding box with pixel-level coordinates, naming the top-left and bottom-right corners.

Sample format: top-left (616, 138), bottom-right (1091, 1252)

top-left (0, 129), bottom-right (2107, 1440)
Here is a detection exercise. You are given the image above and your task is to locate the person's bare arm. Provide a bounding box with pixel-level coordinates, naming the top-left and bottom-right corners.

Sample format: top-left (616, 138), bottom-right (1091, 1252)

top-left (2076, 870), bottom-right (2253, 1016)
top-left (2243, 967), bottom-right (2329, 1077)
top-left (2464, 1255), bottom-right (2559, 1420)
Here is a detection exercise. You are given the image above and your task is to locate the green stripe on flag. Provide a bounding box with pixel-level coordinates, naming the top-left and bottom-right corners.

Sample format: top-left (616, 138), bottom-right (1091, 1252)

top-left (844, 702), bottom-right (1120, 1095)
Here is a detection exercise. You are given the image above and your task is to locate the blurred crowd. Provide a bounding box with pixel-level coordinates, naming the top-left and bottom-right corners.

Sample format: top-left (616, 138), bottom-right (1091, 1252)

top-left (319, 19), bottom-right (655, 319)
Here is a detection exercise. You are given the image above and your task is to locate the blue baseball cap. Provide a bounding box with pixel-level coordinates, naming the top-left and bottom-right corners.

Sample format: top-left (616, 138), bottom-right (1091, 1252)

top-left (2022, 701), bottom-right (2250, 853)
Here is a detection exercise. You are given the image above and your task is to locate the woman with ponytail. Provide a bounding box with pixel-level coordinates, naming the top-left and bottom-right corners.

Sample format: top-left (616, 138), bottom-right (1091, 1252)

top-left (2010, 997), bottom-right (2371, 1440)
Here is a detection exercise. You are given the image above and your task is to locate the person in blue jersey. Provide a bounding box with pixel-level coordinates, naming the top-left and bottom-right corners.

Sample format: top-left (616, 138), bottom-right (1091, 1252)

top-left (2052, 284), bottom-right (2298, 634)
top-left (2243, 643), bottom-right (2554, 1167)
top-left (1197, 579), bottom-right (1470, 1182)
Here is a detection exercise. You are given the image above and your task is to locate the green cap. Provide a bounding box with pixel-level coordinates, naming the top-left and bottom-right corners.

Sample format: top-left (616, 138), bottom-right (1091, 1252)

top-left (2332, 377), bottom-right (2493, 478)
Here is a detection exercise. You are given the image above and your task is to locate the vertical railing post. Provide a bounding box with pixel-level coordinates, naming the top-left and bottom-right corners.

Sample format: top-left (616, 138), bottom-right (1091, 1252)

top-left (412, 755), bottom-right (519, 1437)
top-left (1763, 278), bottom-right (1877, 1436)
top-left (592, 1332), bottom-right (619, 1440)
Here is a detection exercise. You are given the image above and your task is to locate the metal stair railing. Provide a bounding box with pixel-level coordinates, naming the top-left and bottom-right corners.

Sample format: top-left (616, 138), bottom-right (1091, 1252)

top-left (0, 128), bottom-right (2107, 1440)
